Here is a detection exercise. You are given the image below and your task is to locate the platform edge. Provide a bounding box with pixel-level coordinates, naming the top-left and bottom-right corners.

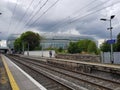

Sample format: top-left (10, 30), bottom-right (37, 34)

top-left (1, 55), bottom-right (19, 90)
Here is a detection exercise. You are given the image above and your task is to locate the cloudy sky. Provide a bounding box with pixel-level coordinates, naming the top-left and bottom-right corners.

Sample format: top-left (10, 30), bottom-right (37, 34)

top-left (0, 0), bottom-right (120, 41)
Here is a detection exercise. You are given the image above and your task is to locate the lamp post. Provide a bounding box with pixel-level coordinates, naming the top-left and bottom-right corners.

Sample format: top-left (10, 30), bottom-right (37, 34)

top-left (100, 15), bottom-right (115, 64)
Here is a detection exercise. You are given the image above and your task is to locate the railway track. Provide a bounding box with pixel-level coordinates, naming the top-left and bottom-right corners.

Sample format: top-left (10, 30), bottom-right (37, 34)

top-left (7, 55), bottom-right (120, 90)
top-left (7, 55), bottom-right (74, 90)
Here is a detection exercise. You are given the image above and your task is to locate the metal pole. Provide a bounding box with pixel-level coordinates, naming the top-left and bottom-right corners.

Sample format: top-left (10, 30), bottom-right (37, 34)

top-left (100, 15), bottom-right (115, 64)
top-left (110, 19), bottom-right (114, 64)
top-left (27, 43), bottom-right (29, 56)
top-left (22, 42), bottom-right (24, 54)
top-left (42, 45), bottom-right (43, 57)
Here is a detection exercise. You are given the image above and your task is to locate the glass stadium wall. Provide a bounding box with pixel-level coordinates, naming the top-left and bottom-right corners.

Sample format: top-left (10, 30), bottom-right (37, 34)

top-left (40, 39), bottom-right (70, 49)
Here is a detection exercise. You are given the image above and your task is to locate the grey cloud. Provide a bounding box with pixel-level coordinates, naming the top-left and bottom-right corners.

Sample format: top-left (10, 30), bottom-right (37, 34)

top-left (0, 0), bottom-right (120, 40)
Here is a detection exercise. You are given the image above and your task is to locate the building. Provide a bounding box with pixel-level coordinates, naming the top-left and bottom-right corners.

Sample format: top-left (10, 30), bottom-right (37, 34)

top-left (40, 34), bottom-right (97, 49)
top-left (7, 34), bottom-right (20, 50)
top-left (7, 33), bottom-right (97, 50)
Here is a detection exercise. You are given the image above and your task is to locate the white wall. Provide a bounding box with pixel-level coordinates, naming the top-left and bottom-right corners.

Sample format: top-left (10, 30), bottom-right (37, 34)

top-left (24, 50), bottom-right (55, 57)
top-left (101, 52), bottom-right (120, 64)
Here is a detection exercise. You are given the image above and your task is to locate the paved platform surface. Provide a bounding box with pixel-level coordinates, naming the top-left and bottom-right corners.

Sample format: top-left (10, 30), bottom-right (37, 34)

top-left (0, 56), bottom-right (11, 90)
top-left (1, 55), bottom-right (47, 90)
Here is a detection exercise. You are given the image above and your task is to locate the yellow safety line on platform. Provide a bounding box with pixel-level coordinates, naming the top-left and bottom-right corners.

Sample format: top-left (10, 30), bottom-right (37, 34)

top-left (1, 55), bottom-right (19, 90)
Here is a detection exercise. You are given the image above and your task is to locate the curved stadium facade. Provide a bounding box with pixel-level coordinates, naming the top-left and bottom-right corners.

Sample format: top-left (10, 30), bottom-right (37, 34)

top-left (7, 34), bottom-right (97, 50)
top-left (40, 34), bottom-right (97, 49)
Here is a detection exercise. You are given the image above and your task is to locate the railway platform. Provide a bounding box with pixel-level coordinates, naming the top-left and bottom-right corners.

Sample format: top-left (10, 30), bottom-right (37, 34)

top-left (0, 54), bottom-right (47, 90)
top-left (0, 55), bottom-right (11, 90)
top-left (19, 54), bottom-right (120, 74)
top-left (1, 54), bottom-right (120, 90)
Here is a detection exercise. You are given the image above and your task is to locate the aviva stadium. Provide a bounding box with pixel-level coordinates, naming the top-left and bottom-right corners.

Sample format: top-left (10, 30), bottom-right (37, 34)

top-left (40, 34), bottom-right (97, 49)
top-left (7, 33), bottom-right (97, 50)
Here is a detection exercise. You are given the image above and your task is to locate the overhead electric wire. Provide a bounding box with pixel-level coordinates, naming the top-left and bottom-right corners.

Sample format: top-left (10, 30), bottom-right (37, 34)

top-left (52, 1), bottom-right (112, 28)
top-left (52, 1), bottom-right (108, 28)
top-left (73, 0), bottom-right (109, 19)
top-left (14, 0), bottom-right (35, 30)
top-left (7, 0), bottom-right (19, 35)
top-left (34, 0), bottom-right (43, 9)
top-left (17, 0), bottom-right (101, 32)
top-left (15, 0), bottom-right (43, 32)
top-left (71, 1), bottom-right (120, 23)
top-left (33, 0), bottom-right (43, 9)
top-left (49, 0), bottom-right (98, 30)
top-left (27, 0), bottom-right (60, 27)
top-left (10, 0), bottom-right (119, 35)
top-left (59, 1), bottom-right (120, 29)
top-left (13, 0), bottom-right (49, 34)
top-left (25, 0), bottom-right (49, 27)
top-left (71, 0), bottom-right (97, 16)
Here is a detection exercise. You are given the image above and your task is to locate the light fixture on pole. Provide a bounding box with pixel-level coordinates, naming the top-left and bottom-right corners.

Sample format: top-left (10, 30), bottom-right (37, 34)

top-left (100, 15), bottom-right (115, 64)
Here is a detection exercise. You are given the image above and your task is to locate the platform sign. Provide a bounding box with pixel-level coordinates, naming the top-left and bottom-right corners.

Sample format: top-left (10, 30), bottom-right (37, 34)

top-left (107, 39), bottom-right (116, 44)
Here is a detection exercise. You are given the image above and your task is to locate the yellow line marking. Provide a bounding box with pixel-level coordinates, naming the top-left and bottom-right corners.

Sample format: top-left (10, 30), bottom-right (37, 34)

top-left (1, 55), bottom-right (19, 90)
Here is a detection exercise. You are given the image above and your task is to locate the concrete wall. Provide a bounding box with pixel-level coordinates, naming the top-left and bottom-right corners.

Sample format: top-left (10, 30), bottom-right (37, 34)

top-left (24, 50), bottom-right (55, 57)
top-left (55, 54), bottom-right (100, 62)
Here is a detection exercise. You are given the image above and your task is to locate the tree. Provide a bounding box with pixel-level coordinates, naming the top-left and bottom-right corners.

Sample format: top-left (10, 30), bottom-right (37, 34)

top-left (58, 47), bottom-right (63, 52)
top-left (14, 38), bottom-right (22, 52)
top-left (14, 31), bottom-right (42, 51)
top-left (87, 41), bottom-right (97, 54)
top-left (77, 39), bottom-right (91, 52)
top-left (20, 31), bottom-right (41, 50)
top-left (67, 42), bottom-right (81, 54)
top-left (100, 42), bottom-right (110, 52)
top-left (100, 33), bottom-right (120, 52)
top-left (100, 41), bottom-right (117, 52)
top-left (67, 39), bottom-right (97, 54)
